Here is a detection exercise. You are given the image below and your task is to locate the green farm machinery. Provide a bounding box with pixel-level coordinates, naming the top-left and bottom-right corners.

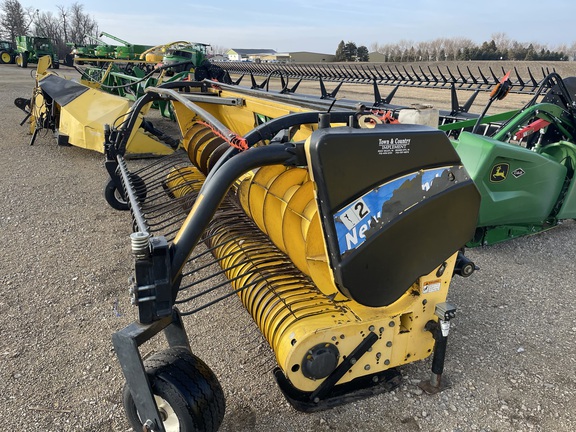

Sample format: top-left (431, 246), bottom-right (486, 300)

top-left (99, 31), bottom-right (153, 61)
top-left (15, 36), bottom-right (59, 68)
top-left (445, 74), bottom-right (576, 246)
top-left (0, 40), bottom-right (16, 64)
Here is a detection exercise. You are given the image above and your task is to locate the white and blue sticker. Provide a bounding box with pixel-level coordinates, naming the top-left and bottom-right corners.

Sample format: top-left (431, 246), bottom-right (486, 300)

top-left (333, 167), bottom-right (456, 255)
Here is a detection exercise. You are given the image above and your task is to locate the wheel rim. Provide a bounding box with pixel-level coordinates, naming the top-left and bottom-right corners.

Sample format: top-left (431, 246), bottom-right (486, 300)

top-left (155, 395), bottom-right (180, 431)
top-left (1, 52), bottom-right (9, 63)
top-left (15, 55), bottom-right (21, 66)
top-left (137, 395), bottom-right (180, 432)
top-left (114, 188), bottom-right (127, 205)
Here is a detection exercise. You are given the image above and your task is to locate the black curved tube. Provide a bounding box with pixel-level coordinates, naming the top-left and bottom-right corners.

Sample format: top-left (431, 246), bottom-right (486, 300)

top-left (170, 144), bottom-right (294, 279)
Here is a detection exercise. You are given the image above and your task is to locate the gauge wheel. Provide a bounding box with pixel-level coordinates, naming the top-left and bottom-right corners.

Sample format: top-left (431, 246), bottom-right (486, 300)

top-left (122, 347), bottom-right (225, 432)
top-left (104, 174), bottom-right (146, 211)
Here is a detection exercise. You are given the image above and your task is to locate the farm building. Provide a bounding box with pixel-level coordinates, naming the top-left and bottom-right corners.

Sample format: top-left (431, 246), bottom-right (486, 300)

top-left (226, 49), bottom-right (335, 63)
top-left (226, 48), bottom-right (277, 61)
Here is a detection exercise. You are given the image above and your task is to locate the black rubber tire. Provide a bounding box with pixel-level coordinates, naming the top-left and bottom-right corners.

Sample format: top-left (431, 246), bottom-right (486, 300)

top-left (104, 174), bottom-right (147, 211)
top-left (194, 65), bottom-right (209, 81)
top-left (52, 60), bottom-right (59, 69)
top-left (0, 50), bottom-right (10, 64)
top-left (17, 52), bottom-right (27, 68)
top-left (123, 347), bottom-right (225, 432)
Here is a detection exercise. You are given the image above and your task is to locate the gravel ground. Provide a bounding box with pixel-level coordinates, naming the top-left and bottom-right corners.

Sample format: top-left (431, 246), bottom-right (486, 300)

top-left (1, 63), bottom-right (576, 432)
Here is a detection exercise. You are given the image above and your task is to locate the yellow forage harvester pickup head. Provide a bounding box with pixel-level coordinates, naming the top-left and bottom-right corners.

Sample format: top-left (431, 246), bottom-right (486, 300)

top-left (205, 125), bottom-right (479, 393)
top-left (111, 82), bottom-right (481, 430)
top-left (15, 57), bottom-right (177, 156)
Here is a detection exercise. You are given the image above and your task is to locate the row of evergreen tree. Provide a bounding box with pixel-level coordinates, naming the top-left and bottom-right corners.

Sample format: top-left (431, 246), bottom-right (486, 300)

top-left (336, 38), bottom-right (570, 62)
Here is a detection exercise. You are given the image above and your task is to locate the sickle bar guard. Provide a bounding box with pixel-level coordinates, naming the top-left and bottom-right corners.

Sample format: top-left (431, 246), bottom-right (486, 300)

top-left (107, 82), bottom-right (480, 432)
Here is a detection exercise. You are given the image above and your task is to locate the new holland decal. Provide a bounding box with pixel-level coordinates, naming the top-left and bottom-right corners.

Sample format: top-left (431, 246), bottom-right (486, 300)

top-left (333, 166), bottom-right (466, 255)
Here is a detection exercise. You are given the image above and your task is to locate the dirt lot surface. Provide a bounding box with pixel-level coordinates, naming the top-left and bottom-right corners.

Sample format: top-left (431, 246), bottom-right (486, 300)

top-left (1, 62), bottom-right (576, 432)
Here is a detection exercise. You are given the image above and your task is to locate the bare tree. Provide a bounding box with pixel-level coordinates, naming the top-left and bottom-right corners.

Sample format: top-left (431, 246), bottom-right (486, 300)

top-left (67, 2), bottom-right (98, 45)
top-left (33, 2), bottom-right (98, 58)
top-left (34, 11), bottom-right (61, 42)
top-left (209, 44), bottom-right (229, 55)
top-left (0, 0), bottom-right (36, 42)
top-left (491, 32), bottom-right (511, 51)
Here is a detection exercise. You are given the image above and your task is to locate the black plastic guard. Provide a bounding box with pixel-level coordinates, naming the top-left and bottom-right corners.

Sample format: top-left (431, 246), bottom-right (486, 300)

top-left (38, 74), bottom-right (89, 106)
top-left (307, 124), bottom-right (480, 307)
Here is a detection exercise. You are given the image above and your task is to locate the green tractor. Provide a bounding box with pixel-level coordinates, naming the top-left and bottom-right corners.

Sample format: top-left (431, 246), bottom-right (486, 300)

top-left (161, 42), bottom-right (209, 73)
top-left (15, 36), bottom-right (59, 69)
top-left (0, 40), bottom-right (16, 64)
top-left (161, 42), bottom-right (231, 82)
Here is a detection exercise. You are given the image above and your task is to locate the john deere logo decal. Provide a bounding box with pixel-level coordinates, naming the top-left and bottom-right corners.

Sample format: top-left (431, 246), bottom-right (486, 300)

top-left (490, 163), bottom-right (509, 182)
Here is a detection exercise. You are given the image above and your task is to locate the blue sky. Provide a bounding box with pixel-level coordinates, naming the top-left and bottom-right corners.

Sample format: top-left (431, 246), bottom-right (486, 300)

top-left (27, 0), bottom-right (576, 54)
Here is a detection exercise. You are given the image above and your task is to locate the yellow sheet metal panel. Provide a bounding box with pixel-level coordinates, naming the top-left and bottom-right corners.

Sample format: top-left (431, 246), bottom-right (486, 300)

top-left (275, 254), bottom-right (458, 392)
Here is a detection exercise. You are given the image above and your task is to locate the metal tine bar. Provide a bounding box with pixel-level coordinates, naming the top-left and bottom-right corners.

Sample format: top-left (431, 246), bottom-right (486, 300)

top-left (179, 250), bottom-right (281, 293)
top-left (356, 64), bottom-right (370, 82)
top-left (190, 231), bottom-right (285, 274)
top-left (180, 276), bottom-right (268, 316)
top-left (136, 159), bottom-right (192, 185)
top-left (436, 66), bottom-right (448, 84)
top-left (350, 64), bottom-right (363, 82)
top-left (181, 241), bottom-right (272, 281)
top-left (388, 66), bottom-right (399, 81)
top-left (467, 66), bottom-right (478, 85)
top-left (142, 180), bottom-right (198, 205)
top-left (144, 211), bottom-right (188, 235)
top-left (177, 253), bottom-right (292, 303)
top-left (129, 150), bottom-right (189, 178)
top-left (446, 66), bottom-right (458, 84)
top-left (336, 65), bottom-right (346, 80)
top-left (418, 66), bottom-right (430, 83)
top-left (137, 154), bottom-right (192, 180)
top-left (143, 174), bottom-right (200, 205)
top-left (488, 66), bottom-right (500, 84)
top-left (401, 65), bottom-right (413, 81)
top-left (300, 66), bottom-right (315, 78)
top-left (410, 65), bottom-right (421, 82)
top-left (477, 66), bottom-right (489, 85)
top-left (456, 66), bottom-right (469, 87)
top-left (394, 65), bottom-right (406, 81)
top-left (138, 190), bottom-right (197, 217)
top-left (345, 64), bottom-right (359, 81)
top-left (142, 193), bottom-right (198, 220)
top-left (427, 66), bottom-right (439, 85)
top-left (199, 218), bottom-right (270, 248)
top-left (379, 65), bottom-right (392, 81)
top-left (514, 67), bottom-right (525, 88)
top-left (159, 175), bottom-right (203, 199)
top-left (144, 192), bottom-right (195, 215)
top-left (372, 66), bottom-right (384, 81)
top-left (527, 67), bottom-right (539, 89)
top-left (360, 64), bottom-right (373, 83)
top-left (312, 65), bottom-right (323, 80)
top-left (330, 64), bottom-right (341, 81)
